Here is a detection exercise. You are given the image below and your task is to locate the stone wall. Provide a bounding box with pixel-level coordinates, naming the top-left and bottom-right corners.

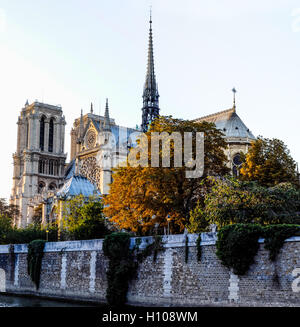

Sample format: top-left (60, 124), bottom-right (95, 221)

top-left (0, 233), bottom-right (299, 306)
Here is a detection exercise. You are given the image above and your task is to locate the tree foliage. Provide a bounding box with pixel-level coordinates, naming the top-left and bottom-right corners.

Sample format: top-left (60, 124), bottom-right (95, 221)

top-left (104, 116), bottom-right (229, 235)
top-left (0, 198), bottom-right (19, 223)
top-left (60, 195), bottom-right (110, 240)
top-left (240, 137), bottom-right (298, 187)
top-left (188, 177), bottom-right (300, 232)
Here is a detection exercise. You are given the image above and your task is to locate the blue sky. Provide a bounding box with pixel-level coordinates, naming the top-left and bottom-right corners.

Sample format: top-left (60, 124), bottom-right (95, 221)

top-left (0, 0), bottom-right (300, 199)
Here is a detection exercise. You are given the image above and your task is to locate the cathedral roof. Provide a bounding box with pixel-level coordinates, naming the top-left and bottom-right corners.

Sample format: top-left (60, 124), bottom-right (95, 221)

top-left (64, 159), bottom-right (76, 180)
top-left (194, 108), bottom-right (256, 140)
top-left (110, 125), bottom-right (139, 148)
top-left (56, 175), bottom-right (100, 198)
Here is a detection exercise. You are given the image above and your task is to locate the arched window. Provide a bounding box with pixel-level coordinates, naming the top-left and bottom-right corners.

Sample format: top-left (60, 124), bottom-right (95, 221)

top-left (38, 160), bottom-right (42, 173)
top-left (49, 160), bottom-right (54, 175)
top-left (48, 183), bottom-right (56, 191)
top-left (232, 153), bottom-right (243, 177)
top-left (38, 182), bottom-right (45, 194)
top-left (39, 116), bottom-right (45, 151)
top-left (38, 159), bottom-right (46, 174)
top-left (54, 160), bottom-right (59, 176)
top-left (48, 118), bottom-right (54, 152)
top-left (26, 119), bottom-right (29, 148)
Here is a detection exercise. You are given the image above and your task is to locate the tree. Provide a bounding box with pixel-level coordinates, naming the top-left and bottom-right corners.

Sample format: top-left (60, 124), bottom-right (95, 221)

top-left (60, 195), bottom-right (109, 240)
top-left (104, 116), bottom-right (229, 235)
top-left (240, 137), bottom-right (298, 187)
top-left (0, 198), bottom-right (19, 226)
top-left (188, 177), bottom-right (300, 232)
top-left (0, 214), bottom-right (14, 244)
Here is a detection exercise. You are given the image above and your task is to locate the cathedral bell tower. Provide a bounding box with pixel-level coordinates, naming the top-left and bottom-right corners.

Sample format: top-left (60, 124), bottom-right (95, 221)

top-left (10, 101), bottom-right (67, 227)
top-left (141, 12), bottom-right (160, 132)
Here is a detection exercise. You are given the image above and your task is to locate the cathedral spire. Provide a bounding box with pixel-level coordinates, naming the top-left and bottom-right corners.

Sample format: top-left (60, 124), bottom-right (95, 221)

top-left (141, 10), bottom-right (160, 132)
top-left (232, 87), bottom-right (237, 111)
top-left (79, 109), bottom-right (84, 142)
top-left (90, 102), bottom-right (94, 114)
top-left (103, 98), bottom-right (111, 131)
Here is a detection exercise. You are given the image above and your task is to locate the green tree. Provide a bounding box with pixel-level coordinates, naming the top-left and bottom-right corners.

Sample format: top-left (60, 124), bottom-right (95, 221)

top-left (0, 198), bottom-right (19, 226)
top-left (61, 195), bottom-right (110, 240)
top-left (188, 177), bottom-right (300, 232)
top-left (0, 214), bottom-right (14, 244)
top-left (240, 137), bottom-right (298, 187)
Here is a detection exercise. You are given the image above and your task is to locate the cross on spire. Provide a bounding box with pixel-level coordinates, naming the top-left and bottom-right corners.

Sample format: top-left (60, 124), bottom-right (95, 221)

top-left (232, 87), bottom-right (237, 110)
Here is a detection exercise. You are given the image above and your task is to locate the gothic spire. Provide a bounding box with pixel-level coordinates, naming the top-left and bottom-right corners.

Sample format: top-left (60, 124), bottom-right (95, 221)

top-left (103, 98), bottom-right (111, 131)
top-left (232, 87), bottom-right (237, 111)
top-left (141, 11), bottom-right (160, 132)
top-left (90, 102), bottom-right (94, 114)
top-left (79, 109), bottom-right (84, 141)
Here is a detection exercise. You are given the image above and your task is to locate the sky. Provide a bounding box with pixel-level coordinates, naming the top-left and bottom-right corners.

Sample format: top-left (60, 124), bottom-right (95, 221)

top-left (0, 0), bottom-right (300, 199)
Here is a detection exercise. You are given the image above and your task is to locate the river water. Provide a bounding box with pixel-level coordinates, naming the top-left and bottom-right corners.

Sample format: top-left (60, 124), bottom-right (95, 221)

top-left (0, 294), bottom-right (99, 307)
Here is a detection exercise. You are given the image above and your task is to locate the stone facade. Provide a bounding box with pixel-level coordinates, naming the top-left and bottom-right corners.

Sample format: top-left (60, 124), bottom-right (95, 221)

top-left (0, 234), bottom-right (299, 306)
top-left (10, 101), bottom-right (67, 227)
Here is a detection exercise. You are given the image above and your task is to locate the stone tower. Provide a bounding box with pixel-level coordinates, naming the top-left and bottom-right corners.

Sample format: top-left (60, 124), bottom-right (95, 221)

top-left (10, 101), bottom-right (67, 227)
top-left (141, 13), bottom-right (160, 132)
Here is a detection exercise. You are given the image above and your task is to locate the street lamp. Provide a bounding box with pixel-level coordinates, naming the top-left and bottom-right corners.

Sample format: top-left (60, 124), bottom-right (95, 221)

top-left (166, 215), bottom-right (172, 236)
top-left (154, 223), bottom-right (159, 236)
top-left (46, 229), bottom-right (49, 242)
top-left (151, 215), bottom-right (157, 236)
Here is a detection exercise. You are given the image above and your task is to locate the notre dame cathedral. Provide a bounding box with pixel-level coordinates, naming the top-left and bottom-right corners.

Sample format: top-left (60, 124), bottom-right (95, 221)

top-left (10, 17), bottom-right (255, 228)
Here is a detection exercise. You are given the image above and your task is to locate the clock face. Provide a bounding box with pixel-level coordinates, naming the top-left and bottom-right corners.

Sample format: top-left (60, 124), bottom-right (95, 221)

top-left (87, 131), bottom-right (96, 149)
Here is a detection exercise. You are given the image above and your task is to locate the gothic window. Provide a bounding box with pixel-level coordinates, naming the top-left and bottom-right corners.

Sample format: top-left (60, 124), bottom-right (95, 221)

top-left (87, 130), bottom-right (96, 149)
top-left (49, 160), bottom-right (54, 175)
top-left (48, 183), bottom-right (56, 191)
top-left (38, 159), bottom-right (46, 174)
top-left (54, 161), bottom-right (58, 176)
top-left (232, 153), bottom-right (243, 177)
top-left (48, 118), bottom-right (54, 152)
top-left (38, 182), bottom-right (45, 194)
top-left (26, 119), bottom-right (29, 148)
top-left (80, 156), bottom-right (101, 190)
top-left (39, 116), bottom-right (45, 151)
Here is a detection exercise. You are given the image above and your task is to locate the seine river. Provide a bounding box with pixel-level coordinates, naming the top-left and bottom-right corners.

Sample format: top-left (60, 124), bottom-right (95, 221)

top-left (0, 294), bottom-right (99, 307)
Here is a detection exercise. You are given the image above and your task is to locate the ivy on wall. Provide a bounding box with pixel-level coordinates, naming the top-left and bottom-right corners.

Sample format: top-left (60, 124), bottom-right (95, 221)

top-left (216, 224), bottom-right (262, 275)
top-left (27, 240), bottom-right (46, 289)
top-left (196, 234), bottom-right (202, 262)
top-left (136, 235), bottom-right (164, 263)
top-left (103, 233), bottom-right (165, 306)
top-left (216, 224), bottom-right (300, 276)
top-left (103, 232), bottom-right (136, 306)
top-left (263, 225), bottom-right (300, 261)
top-left (185, 235), bottom-right (189, 263)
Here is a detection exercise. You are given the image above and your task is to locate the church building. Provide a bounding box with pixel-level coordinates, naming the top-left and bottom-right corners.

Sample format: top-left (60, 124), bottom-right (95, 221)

top-left (10, 16), bottom-right (255, 227)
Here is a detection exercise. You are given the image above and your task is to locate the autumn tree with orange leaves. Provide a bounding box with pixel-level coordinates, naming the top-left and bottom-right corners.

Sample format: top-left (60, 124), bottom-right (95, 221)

top-left (104, 116), bottom-right (229, 235)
